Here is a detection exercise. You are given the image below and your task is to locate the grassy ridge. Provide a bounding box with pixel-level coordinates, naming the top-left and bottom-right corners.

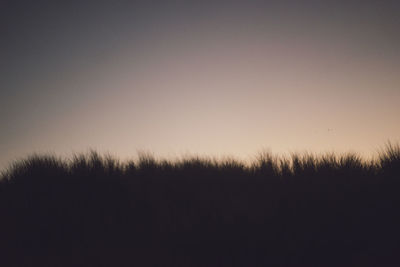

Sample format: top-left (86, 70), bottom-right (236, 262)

top-left (1, 144), bottom-right (400, 266)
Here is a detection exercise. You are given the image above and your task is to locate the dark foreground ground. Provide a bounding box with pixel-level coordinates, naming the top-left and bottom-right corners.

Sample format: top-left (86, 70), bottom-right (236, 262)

top-left (1, 146), bottom-right (400, 267)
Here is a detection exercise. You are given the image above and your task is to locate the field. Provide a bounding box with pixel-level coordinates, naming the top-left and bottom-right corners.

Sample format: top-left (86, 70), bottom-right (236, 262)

top-left (1, 144), bottom-right (400, 266)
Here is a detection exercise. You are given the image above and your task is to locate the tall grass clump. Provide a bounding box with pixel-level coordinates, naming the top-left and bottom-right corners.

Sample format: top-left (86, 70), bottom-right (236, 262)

top-left (69, 150), bottom-right (123, 179)
top-left (2, 154), bottom-right (68, 183)
top-left (379, 141), bottom-right (400, 177)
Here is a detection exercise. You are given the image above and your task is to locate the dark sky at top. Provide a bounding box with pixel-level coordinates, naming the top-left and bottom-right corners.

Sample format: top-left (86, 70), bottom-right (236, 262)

top-left (1, 0), bottom-right (400, 168)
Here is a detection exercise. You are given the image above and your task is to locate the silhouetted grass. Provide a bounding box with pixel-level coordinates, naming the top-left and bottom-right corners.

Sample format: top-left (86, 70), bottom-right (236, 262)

top-left (1, 144), bottom-right (400, 266)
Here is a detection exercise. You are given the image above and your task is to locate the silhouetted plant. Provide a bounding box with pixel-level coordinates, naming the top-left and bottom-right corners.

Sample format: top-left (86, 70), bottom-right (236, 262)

top-left (3, 154), bottom-right (67, 183)
top-left (379, 141), bottom-right (400, 177)
top-left (253, 151), bottom-right (279, 178)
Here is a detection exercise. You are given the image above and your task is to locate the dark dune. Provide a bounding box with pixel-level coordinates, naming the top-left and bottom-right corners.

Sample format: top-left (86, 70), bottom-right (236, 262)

top-left (1, 144), bottom-right (400, 267)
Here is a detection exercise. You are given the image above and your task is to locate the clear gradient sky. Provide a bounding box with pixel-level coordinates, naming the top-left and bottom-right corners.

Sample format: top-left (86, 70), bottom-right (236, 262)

top-left (1, 0), bottom-right (400, 169)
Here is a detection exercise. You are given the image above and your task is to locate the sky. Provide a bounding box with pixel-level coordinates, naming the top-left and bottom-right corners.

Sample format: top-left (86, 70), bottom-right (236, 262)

top-left (1, 0), bottom-right (400, 168)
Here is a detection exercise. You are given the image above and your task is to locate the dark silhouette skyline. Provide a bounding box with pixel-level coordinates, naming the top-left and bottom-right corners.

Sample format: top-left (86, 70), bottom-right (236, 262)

top-left (1, 145), bottom-right (400, 266)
